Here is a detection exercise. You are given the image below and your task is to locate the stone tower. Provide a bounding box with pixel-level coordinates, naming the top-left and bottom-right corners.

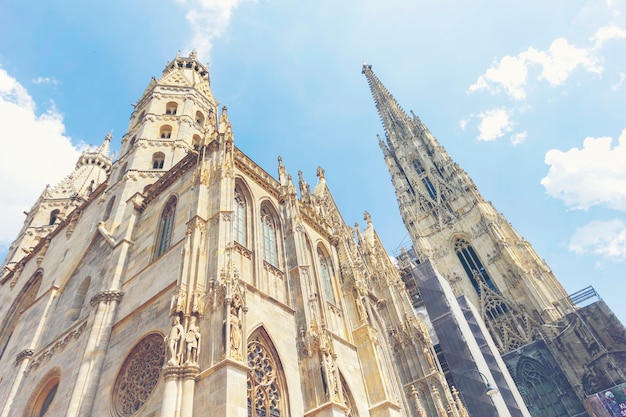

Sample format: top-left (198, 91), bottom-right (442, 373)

top-left (362, 64), bottom-right (626, 416)
top-left (0, 53), bottom-right (469, 417)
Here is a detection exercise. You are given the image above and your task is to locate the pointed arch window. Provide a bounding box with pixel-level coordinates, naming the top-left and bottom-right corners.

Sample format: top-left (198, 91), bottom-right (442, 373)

top-left (454, 237), bottom-right (498, 294)
top-left (0, 272), bottom-right (42, 360)
top-left (413, 159), bottom-right (425, 175)
top-left (318, 247), bottom-right (336, 305)
top-left (234, 186), bottom-right (247, 246)
top-left (155, 196), bottom-right (177, 258)
top-left (24, 368), bottom-right (60, 417)
top-left (261, 206), bottom-right (279, 266)
top-left (413, 159), bottom-right (437, 200)
top-left (103, 197), bottom-right (116, 222)
top-left (517, 358), bottom-right (569, 416)
top-left (247, 330), bottom-right (288, 417)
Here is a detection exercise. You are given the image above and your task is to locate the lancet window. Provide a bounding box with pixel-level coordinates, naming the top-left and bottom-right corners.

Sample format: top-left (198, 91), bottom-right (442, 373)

top-left (413, 159), bottom-right (437, 200)
top-left (49, 209), bottom-right (60, 225)
top-left (261, 205), bottom-right (279, 266)
top-left (234, 185), bottom-right (247, 246)
top-left (247, 330), bottom-right (288, 417)
top-left (155, 196), bottom-right (177, 258)
top-left (0, 271), bottom-right (42, 360)
top-left (24, 368), bottom-right (60, 417)
top-left (318, 246), bottom-right (336, 305)
top-left (453, 237), bottom-right (498, 294)
top-left (517, 358), bottom-right (568, 417)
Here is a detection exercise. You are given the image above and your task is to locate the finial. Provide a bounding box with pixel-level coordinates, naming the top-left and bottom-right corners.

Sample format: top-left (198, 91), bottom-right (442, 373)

top-left (361, 63), bottom-right (372, 74)
top-left (316, 166), bottom-right (325, 180)
top-left (190, 49), bottom-right (197, 59)
top-left (176, 50), bottom-right (181, 58)
top-left (364, 211), bottom-right (372, 224)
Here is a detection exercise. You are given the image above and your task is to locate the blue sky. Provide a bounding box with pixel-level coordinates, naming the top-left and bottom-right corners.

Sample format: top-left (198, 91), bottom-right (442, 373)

top-left (1, 0), bottom-right (625, 323)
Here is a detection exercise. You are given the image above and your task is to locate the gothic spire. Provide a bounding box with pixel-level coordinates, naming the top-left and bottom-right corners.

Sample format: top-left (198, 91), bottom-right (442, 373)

top-left (361, 64), bottom-right (415, 149)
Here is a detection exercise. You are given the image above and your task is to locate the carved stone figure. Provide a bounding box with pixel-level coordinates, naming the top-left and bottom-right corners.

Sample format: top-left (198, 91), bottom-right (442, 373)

top-left (165, 315), bottom-right (184, 366)
top-left (185, 316), bottom-right (201, 365)
top-left (230, 295), bottom-right (243, 360)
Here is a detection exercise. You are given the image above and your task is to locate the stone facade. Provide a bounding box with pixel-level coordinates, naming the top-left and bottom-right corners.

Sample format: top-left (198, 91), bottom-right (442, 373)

top-left (0, 53), bottom-right (468, 417)
top-left (362, 64), bottom-right (626, 417)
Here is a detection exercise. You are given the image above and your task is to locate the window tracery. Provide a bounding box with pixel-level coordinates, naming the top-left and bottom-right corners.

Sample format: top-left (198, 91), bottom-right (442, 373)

top-left (155, 196), bottom-right (177, 258)
top-left (247, 332), bottom-right (288, 417)
top-left (112, 333), bottom-right (165, 417)
top-left (453, 237), bottom-right (498, 294)
top-left (517, 357), bottom-right (568, 417)
top-left (261, 206), bottom-right (279, 266)
top-left (234, 186), bottom-right (247, 246)
top-left (317, 247), bottom-right (336, 305)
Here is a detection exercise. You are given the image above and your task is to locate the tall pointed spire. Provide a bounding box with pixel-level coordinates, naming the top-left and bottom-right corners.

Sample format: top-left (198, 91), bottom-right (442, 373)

top-left (363, 64), bottom-right (571, 354)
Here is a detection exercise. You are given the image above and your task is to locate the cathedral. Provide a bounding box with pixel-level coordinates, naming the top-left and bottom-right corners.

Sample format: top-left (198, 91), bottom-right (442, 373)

top-left (0, 52), bottom-right (623, 417)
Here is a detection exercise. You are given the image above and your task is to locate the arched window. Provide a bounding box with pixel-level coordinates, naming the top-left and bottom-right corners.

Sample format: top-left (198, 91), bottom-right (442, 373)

top-left (318, 246), bottom-right (336, 305)
top-left (103, 197), bottom-right (116, 222)
top-left (24, 368), bottom-right (60, 417)
top-left (117, 163), bottom-right (128, 183)
top-left (152, 152), bottom-right (165, 169)
top-left (192, 134), bottom-right (201, 150)
top-left (261, 205), bottom-right (279, 266)
top-left (159, 125), bottom-right (172, 139)
top-left (0, 272), bottom-right (43, 360)
top-left (195, 111), bottom-right (205, 126)
top-left (453, 237), bottom-right (498, 294)
top-left (413, 159), bottom-right (425, 175)
top-left (165, 102), bottom-right (178, 115)
top-left (49, 209), bottom-right (60, 225)
top-left (66, 277), bottom-right (91, 322)
top-left (247, 329), bottom-right (288, 417)
top-left (129, 136), bottom-right (137, 148)
top-left (517, 358), bottom-right (568, 416)
top-left (233, 185), bottom-right (247, 246)
top-left (155, 196), bottom-right (177, 258)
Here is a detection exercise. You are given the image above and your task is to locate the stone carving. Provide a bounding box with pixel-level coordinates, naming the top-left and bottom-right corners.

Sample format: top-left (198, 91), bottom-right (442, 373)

top-left (165, 315), bottom-right (185, 366)
top-left (113, 333), bottom-right (165, 417)
top-left (184, 316), bottom-right (201, 365)
top-left (229, 294), bottom-right (243, 360)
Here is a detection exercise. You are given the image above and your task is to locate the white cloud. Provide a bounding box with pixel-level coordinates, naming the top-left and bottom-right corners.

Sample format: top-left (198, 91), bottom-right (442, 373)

top-left (175, 0), bottom-right (246, 60)
top-left (612, 72), bottom-right (626, 90)
top-left (511, 131), bottom-right (527, 146)
top-left (468, 54), bottom-right (528, 100)
top-left (32, 76), bottom-right (60, 86)
top-left (591, 25), bottom-right (626, 47)
top-left (469, 37), bottom-right (602, 99)
top-left (524, 38), bottom-right (602, 86)
top-left (0, 67), bottom-right (80, 250)
top-left (476, 108), bottom-right (512, 141)
top-left (569, 219), bottom-right (626, 261)
top-left (459, 118), bottom-right (469, 130)
top-left (541, 128), bottom-right (626, 211)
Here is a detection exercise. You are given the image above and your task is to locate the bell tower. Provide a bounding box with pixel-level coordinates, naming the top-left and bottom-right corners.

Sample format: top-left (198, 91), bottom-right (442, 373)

top-left (362, 64), bottom-right (572, 353)
top-left (113, 51), bottom-right (218, 181)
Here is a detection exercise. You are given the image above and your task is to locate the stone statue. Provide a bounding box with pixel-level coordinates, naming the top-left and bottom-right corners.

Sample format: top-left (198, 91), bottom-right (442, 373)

top-left (185, 316), bottom-right (201, 365)
top-left (165, 315), bottom-right (184, 366)
top-left (229, 295), bottom-right (243, 360)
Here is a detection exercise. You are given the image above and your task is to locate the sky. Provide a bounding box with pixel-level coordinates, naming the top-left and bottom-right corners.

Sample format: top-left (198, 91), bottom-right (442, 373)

top-left (0, 0), bottom-right (625, 323)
